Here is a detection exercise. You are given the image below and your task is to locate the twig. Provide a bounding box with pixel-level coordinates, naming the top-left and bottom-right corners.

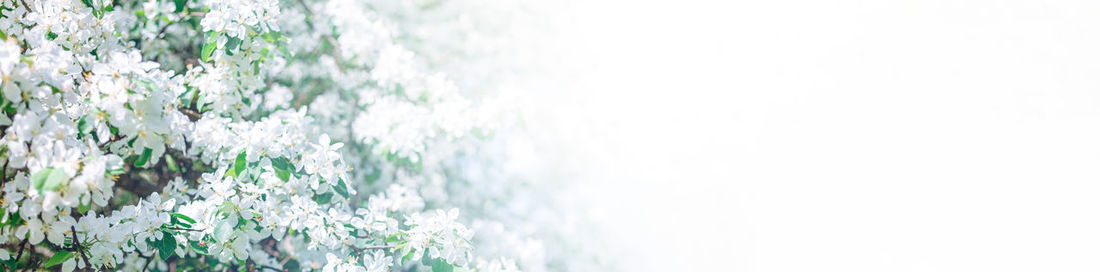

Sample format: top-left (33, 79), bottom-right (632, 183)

top-left (259, 265), bottom-right (283, 272)
top-left (138, 250), bottom-right (154, 272)
top-left (13, 238), bottom-right (26, 264)
top-left (348, 244), bottom-right (398, 252)
top-left (71, 226), bottom-right (93, 272)
top-left (162, 226), bottom-right (203, 232)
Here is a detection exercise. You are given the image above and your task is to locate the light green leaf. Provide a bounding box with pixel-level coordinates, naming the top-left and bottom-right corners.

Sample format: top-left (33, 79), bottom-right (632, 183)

top-left (214, 219), bottom-right (234, 242)
top-left (385, 233), bottom-right (406, 244)
top-left (42, 169), bottom-right (66, 192)
top-left (106, 168), bottom-right (125, 176)
top-left (44, 250), bottom-right (73, 268)
top-left (30, 168), bottom-right (52, 192)
top-left (201, 32), bottom-right (218, 62)
top-left (165, 154), bottom-right (179, 172)
top-left (77, 202), bottom-right (91, 214)
top-left (432, 259), bottom-right (454, 272)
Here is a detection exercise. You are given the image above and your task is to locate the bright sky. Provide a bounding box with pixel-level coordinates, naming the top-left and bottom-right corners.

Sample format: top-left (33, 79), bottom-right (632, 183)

top-left (542, 0), bottom-right (1100, 271)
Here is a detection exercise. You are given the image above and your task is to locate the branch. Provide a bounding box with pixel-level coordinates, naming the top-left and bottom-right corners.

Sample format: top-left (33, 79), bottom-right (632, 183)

top-left (71, 226), bottom-right (93, 272)
top-left (13, 238), bottom-right (26, 264)
top-left (348, 244), bottom-right (398, 252)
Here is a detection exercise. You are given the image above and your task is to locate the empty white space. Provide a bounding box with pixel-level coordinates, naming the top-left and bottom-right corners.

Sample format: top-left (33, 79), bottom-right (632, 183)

top-left (538, 0), bottom-right (1100, 271)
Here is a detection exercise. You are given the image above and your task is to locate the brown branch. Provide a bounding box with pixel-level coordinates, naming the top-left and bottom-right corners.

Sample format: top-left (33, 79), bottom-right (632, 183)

top-left (71, 226), bottom-right (93, 272)
top-left (13, 238), bottom-right (26, 264)
top-left (179, 108), bottom-right (203, 122)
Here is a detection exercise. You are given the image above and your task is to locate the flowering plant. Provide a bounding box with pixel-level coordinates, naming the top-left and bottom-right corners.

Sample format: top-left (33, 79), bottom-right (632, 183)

top-left (0, 0), bottom-right (536, 271)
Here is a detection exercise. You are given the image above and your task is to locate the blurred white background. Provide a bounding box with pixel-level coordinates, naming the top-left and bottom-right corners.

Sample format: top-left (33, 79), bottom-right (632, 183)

top-left (537, 0), bottom-right (1100, 271)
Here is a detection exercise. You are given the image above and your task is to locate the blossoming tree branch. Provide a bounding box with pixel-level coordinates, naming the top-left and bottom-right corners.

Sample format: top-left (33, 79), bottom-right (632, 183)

top-left (0, 0), bottom-right (526, 271)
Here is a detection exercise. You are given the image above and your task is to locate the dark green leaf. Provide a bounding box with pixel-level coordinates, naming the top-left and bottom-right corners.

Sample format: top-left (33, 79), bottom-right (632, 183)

top-left (284, 259), bottom-right (300, 272)
top-left (334, 178), bottom-right (348, 199)
top-left (189, 240), bottom-right (209, 255)
top-left (134, 147), bottom-right (153, 168)
top-left (271, 157), bottom-right (292, 182)
top-left (315, 192), bottom-right (333, 205)
top-left (224, 36), bottom-right (242, 56)
top-left (77, 116), bottom-right (92, 135)
top-left (157, 231), bottom-right (176, 260)
top-left (170, 213), bottom-right (197, 224)
top-left (173, 0), bottom-right (187, 12)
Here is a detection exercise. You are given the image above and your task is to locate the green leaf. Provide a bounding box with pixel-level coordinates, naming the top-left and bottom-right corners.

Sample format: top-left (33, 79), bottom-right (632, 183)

top-left (43, 169), bottom-right (66, 192)
top-left (224, 36), bottom-right (242, 56)
top-left (315, 192), bottom-right (333, 205)
top-left (213, 219), bottom-right (234, 242)
top-left (165, 154), bottom-right (180, 172)
top-left (44, 250), bottom-right (73, 268)
top-left (157, 232), bottom-right (176, 260)
top-left (77, 116), bottom-right (92, 135)
top-left (190, 239), bottom-right (209, 255)
top-left (106, 168), bottom-right (125, 176)
top-left (385, 233), bottom-right (406, 244)
top-left (77, 202), bottom-right (91, 214)
top-left (173, 0), bottom-right (187, 12)
top-left (234, 150), bottom-right (246, 179)
top-left (31, 167), bottom-right (66, 192)
top-left (261, 31), bottom-right (282, 43)
top-left (273, 165), bottom-right (290, 182)
top-left (201, 32), bottom-right (218, 62)
top-left (334, 178), bottom-right (349, 199)
top-left (271, 157), bottom-right (292, 182)
top-left (30, 168), bottom-right (52, 192)
top-left (170, 213), bottom-right (197, 224)
top-left (284, 259), bottom-right (300, 272)
top-left (135, 78), bottom-right (157, 92)
top-left (134, 147), bottom-right (153, 168)
top-left (432, 259), bottom-right (454, 272)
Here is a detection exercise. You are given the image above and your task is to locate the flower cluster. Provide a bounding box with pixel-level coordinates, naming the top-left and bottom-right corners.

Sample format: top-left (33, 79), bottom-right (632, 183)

top-left (0, 0), bottom-right (561, 270)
